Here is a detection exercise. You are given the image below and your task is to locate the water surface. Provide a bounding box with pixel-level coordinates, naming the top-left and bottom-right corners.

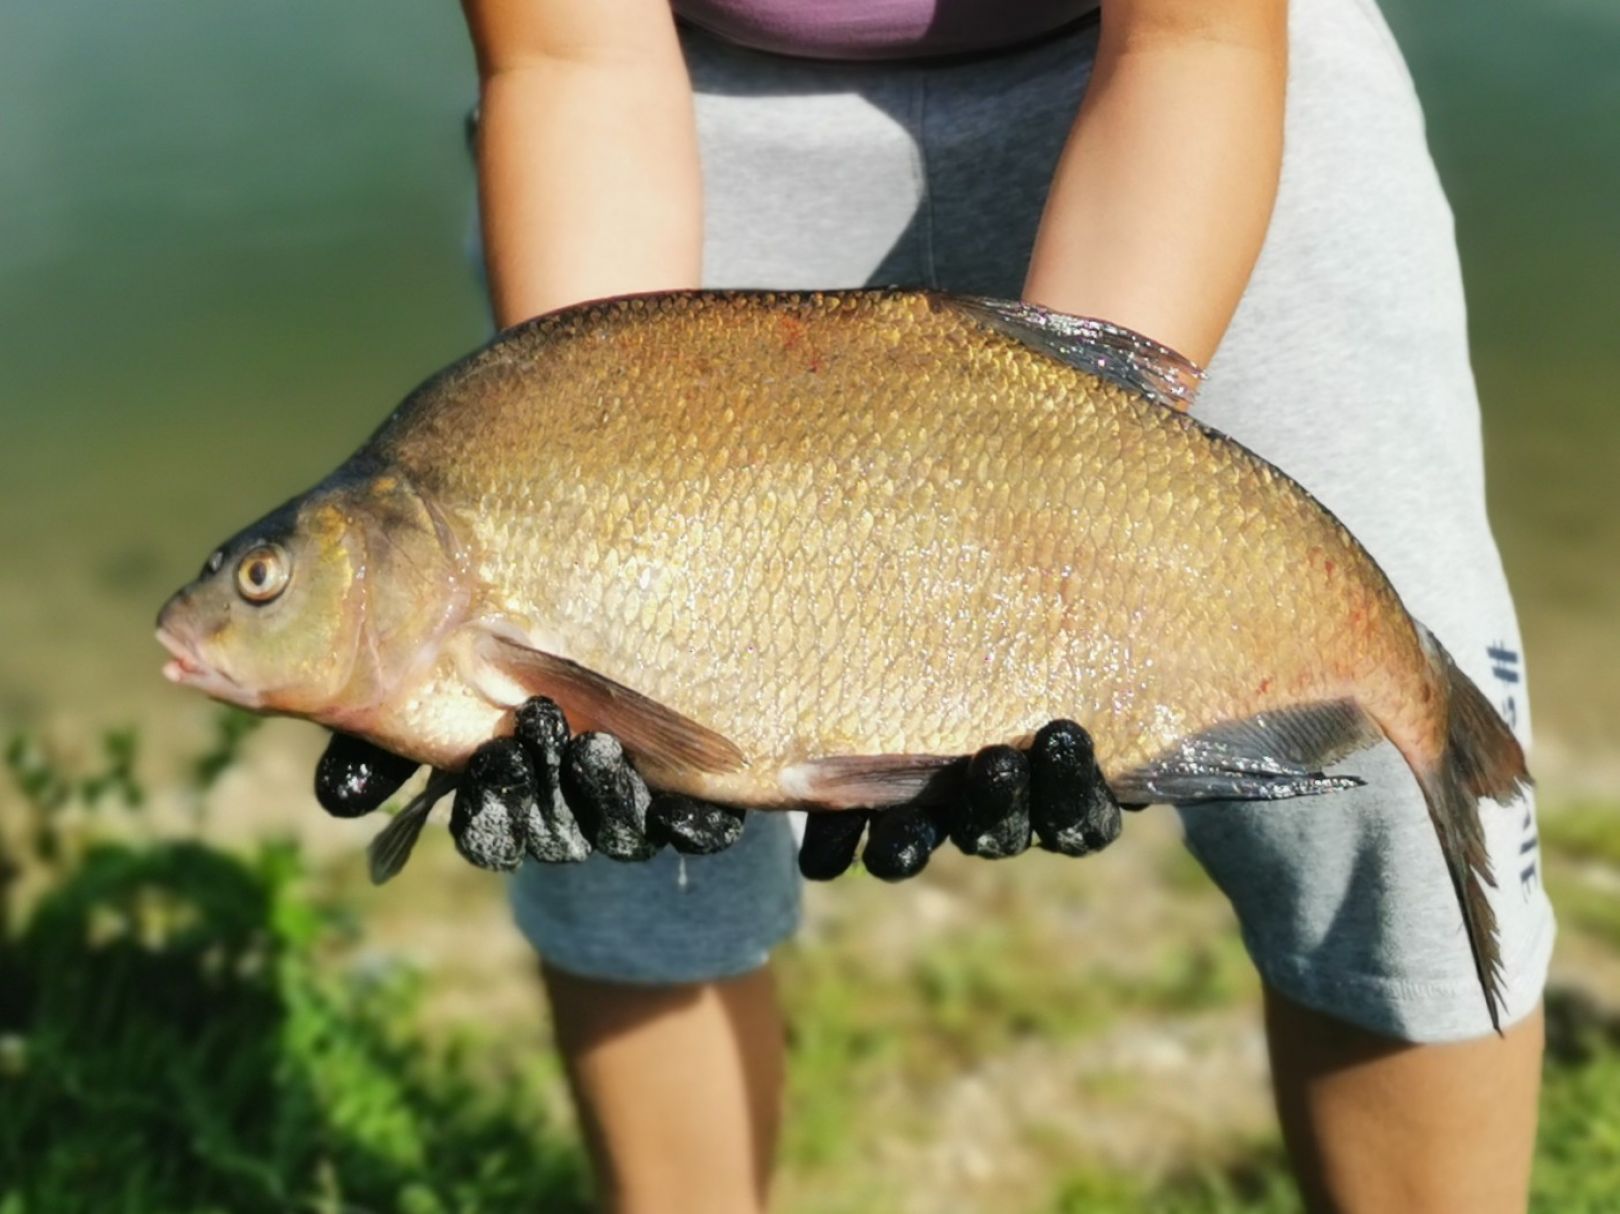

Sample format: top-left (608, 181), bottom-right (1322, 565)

top-left (2, 0), bottom-right (1614, 772)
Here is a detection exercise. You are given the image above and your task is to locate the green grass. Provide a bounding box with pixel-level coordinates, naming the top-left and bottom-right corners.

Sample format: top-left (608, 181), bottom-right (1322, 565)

top-left (1541, 802), bottom-right (1620, 950)
top-left (6, 733), bottom-right (1620, 1212)
top-left (0, 828), bottom-right (587, 1214)
top-left (1036, 987), bottom-right (1620, 1214)
top-left (1541, 802), bottom-right (1620, 868)
top-left (1535, 993), bottom-right (1620, 1213)
top-left (1050, 1146), bottom-right (1300, 1214)
top-left (1547, 873), bottom-right (1620, 952)
top-left (775, 861), bottom-right (1251, 1170)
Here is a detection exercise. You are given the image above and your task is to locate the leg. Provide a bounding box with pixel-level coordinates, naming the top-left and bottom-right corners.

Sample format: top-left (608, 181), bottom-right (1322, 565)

top-left (1266, 985), bottom-right (1542, 1214)
top-left (491, 29), bottom-right (932, 1211)
top-left (545, 963), bottom-right (785, 1214)
top-left (507, 813), bottom-right (801, 1210)
top-left (1171, 3), bottom-right (1555, 1198)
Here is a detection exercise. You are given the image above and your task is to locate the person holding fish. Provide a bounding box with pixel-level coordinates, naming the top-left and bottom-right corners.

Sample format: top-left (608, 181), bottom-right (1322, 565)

top-left (449, 0), bottom-right (1551, 1207)
top-left (453, 0), bottom-right (1542, 1205)
top-left (155, 0), bottom-right (1552, 1209)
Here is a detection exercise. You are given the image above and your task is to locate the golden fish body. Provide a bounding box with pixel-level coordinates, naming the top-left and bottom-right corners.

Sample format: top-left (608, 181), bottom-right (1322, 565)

top-left (158, 289), bottom-right (1527, 1026)
top-left (376, 291), bottom-right (1429, 805)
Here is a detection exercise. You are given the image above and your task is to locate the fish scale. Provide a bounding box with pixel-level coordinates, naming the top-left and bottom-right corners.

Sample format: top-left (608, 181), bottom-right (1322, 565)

top-left (379, 291), bottom-right (1408, 794)
top-left (159, 288), bottom-right (1529, 1027)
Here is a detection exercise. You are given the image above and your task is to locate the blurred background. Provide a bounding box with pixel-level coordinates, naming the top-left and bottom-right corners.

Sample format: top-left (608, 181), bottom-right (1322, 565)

top-left (1, 1), bottom-right (1616, 1210)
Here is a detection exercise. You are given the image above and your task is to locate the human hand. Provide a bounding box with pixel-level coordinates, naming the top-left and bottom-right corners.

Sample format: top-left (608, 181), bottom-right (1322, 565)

top-left (315, 698), bottom-right (744, 883)
top-left (315, 700), bottom-right (1123, 884)
top-left (797, 720), bottom-right (1125, 882)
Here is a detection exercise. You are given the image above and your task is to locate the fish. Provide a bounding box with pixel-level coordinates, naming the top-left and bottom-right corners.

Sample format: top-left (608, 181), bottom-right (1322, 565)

top-left (155, 289), bottom-right (1529, 1028)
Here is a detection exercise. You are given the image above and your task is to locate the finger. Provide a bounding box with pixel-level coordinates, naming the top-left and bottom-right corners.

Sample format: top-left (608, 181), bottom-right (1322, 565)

top-left (1029, 719), bottom-right (1123, 856)
top-left (449, 739), bottom-right (532, 872)
top-left (862, 805), bottom-right (945, 881)
top-left (949, 744), bottom-right (1032, 859)
top-left (561, 732), bottom-right (661, 861)
top-left (647, 794), bottom-right (746, 855)
top-left (798, 811), bottom-right (869, 881)
top-left (315, 732), bottom-right (420, 818)
top-left (513, 697), bottom-right (591, 862)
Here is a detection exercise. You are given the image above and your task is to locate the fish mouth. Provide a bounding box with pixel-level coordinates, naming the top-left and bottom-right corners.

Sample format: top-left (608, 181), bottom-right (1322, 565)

top-left (156, 625), bottom-right (263, 709)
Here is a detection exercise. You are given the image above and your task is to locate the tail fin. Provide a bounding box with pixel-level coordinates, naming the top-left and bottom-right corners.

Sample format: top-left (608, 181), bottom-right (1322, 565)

top-left (1413, 628), bottom-right (1532, 1034)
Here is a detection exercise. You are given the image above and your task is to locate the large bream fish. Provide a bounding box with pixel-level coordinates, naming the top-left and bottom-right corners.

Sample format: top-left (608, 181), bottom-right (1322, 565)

top-left (156, 290), bottom-right (1529, 1026)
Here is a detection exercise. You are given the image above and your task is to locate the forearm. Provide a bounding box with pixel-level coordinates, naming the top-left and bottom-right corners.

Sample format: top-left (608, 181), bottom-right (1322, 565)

top-left (1024, 1), bottom-right (1287, 367)
top-left (466, 3), bottom-right (701, 328)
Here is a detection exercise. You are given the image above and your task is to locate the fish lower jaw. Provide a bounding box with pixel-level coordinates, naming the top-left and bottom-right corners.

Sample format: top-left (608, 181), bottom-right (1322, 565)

top-left (156, 628), bottom-right (263, 710)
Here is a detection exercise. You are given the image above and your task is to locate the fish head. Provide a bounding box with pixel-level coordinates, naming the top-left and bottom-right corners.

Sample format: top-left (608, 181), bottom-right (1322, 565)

top-left (156, 469), bottom-right (469, 726)
top-left (156, 491), bottom-right (367, 717)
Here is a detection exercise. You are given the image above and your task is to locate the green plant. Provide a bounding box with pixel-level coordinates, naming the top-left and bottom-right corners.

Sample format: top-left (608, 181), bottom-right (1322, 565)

top-left (4, 728), bottom-right (144, 870)
top-left (0, 722), bottom-right (587, 1214)
top-left (189, 707), bottom-right (264, 791)
top-left (0, 836), bottom-right (587, 1213)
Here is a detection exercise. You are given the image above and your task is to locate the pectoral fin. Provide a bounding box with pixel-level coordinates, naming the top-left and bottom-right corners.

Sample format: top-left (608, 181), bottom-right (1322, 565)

top-left (468, 631), bottom-right (745, 776)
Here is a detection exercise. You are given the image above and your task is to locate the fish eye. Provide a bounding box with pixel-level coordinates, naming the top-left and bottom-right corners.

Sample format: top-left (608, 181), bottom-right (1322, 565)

top-left (234, 544), bottom-right (291, 604)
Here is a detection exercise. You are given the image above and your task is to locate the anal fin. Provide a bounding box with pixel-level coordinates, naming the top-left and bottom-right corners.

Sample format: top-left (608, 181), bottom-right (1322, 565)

top-left (1112, 699), bottom-right (1381, 807)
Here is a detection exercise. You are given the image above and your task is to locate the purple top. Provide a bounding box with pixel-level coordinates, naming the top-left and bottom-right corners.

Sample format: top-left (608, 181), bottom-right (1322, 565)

top-left (675, 0), bottom-right (1098, 61)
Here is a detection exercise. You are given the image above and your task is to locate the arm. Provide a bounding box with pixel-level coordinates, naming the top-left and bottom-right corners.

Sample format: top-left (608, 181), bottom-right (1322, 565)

top-left (462, 0), bottom-right (702, 327)
top-left (1023, 0), bottom-right (1288, 367)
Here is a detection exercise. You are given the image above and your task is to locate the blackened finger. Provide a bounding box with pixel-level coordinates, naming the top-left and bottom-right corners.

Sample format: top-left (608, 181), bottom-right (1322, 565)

top-left (950, 744), bottom-right (1032, 859)
top-left (798, 811), bottom-right (869, 881)
top-left (647, 795), bottom-right (746, 855)
top-left (862, 805), bottom-right (945, 881)
top-left (514, 696), bottom-right (570, 759)
top-left (1030, 719), bottom-right (1122, 855)
top-left (514, 698), bottom-right (591, 862)
top-left (315, 732), bottom-right (419, 818)
top-left (561, 733), bottom-right (661, 862)
top-left (450, 738), bottom-right (532, 872)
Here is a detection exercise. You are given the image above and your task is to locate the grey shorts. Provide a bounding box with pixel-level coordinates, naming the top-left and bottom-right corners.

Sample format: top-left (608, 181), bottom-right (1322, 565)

top-left (506, 0), bottom-right (1554, 1041)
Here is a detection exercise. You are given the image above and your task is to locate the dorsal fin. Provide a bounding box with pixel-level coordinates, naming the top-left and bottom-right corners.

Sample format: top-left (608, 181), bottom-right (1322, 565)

top-left (942, 295), bottom-right (1203, 412)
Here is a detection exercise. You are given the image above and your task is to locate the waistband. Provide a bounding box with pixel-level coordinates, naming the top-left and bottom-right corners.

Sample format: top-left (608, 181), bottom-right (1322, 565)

top-left (676, 7), bottom-right (1100, 71)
